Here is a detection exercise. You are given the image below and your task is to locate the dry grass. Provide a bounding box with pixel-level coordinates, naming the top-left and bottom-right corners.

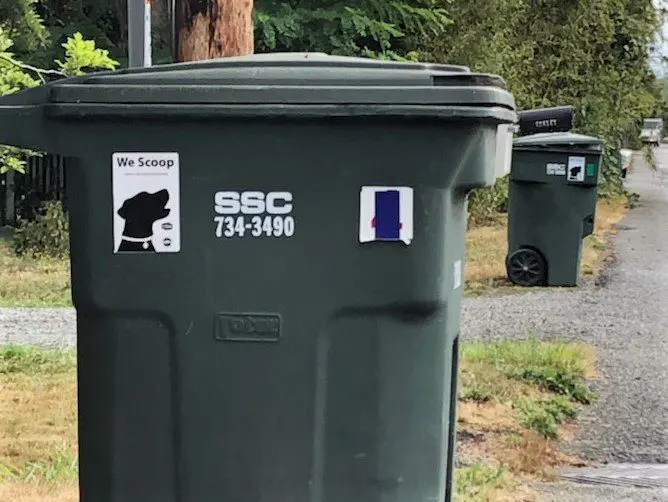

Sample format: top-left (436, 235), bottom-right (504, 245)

top-left (580, 195), bottom-right (630, 278)
top-left (0, 483), bottom-right (78, 502)
top-left (465, 196), bottom-right (629, 295)
top-left (0, 346), bottom-right (77, 494)
top-left (0, 229), bottom-right (71, 307)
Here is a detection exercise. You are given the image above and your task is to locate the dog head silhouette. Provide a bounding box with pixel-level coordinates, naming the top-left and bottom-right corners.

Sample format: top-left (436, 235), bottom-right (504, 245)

top-left (569, 165), bottom-right (582, 179)
top-left (117, 189), bottom-right (170, 252)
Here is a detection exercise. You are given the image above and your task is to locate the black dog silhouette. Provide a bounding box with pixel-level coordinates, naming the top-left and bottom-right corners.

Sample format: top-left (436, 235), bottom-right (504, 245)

top-left (117, 189), bottom-right (170, 252)
top-left (569, 165), bottom-right (582, 179)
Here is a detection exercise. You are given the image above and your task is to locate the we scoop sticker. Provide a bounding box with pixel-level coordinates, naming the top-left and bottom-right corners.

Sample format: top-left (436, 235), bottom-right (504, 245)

top-left (112, 152), bottom-right (181, 253)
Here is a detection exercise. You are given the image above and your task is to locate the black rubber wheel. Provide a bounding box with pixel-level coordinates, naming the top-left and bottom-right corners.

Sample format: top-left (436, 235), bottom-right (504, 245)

top-left (506, 248), bottom-right (547, 287)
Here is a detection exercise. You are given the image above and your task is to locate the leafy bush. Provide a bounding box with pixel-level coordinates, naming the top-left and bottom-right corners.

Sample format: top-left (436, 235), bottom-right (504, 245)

top-left (254, 0), bottom-right (451, 60)
top-left (13, 200), bottom-right (69, 258)
top-left (468, 176), bottom-right (509, 227)
top-left (514, 398), bottom-right (559, 439)
top-left (514, 396), bottom-right (580, 439)
top-left (512, 365), bottom-right (594, 405)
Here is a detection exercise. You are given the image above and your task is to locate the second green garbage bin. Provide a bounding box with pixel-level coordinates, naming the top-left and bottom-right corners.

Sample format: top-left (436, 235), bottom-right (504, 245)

top-left (507, 132), bottom-right (604, 287)
top-left (0, 53), bottom-right (516, 502)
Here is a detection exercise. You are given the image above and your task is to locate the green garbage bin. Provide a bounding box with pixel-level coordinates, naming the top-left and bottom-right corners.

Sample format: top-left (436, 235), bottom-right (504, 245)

top-left (0, 53), bottom-right (516, 502)
top-left (506, 132), bottom-right (604, 287)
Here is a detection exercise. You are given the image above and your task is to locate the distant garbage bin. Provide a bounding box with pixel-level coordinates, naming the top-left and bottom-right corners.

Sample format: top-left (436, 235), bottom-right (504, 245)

top-left (507, 132), bottom-right (604, 287)
top-left (0, 53), bottom-right (516, 502)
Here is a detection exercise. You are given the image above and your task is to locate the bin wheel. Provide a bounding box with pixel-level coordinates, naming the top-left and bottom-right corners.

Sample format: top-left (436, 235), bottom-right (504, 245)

top-left (506, 248), bottom-right (547, 287)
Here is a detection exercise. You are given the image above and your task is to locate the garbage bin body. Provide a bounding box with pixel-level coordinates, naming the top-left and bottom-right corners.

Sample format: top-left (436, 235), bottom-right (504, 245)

top-left (507, 132), bottom-right (603, 287)
top-left (0, 54), bottom-right (516, 502)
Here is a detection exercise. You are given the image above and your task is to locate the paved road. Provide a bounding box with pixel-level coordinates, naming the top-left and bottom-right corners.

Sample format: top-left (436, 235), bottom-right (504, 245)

top-left (1, 148), bottom-right (667, 501)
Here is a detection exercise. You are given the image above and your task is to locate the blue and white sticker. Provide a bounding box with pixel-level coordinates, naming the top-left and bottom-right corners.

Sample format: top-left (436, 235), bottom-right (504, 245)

top-left (359, 186), bottom-right (414, 245)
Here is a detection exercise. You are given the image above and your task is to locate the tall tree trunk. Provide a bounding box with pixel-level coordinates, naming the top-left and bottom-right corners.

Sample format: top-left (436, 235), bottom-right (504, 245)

top-left (176, 0), bottom-right (254, 62)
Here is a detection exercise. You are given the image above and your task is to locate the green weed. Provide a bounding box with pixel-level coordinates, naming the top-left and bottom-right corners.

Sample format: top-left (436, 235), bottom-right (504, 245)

top-left (514, 396), bottom-right (580, 439)
top-left (454, 464), bottom-right (509, 501)
top-left (462, 336), bottom-right (595, 404)
top-left (0, 345), bottom-right (76, 375)
top-left (0, 442), bottom-right (78, 485)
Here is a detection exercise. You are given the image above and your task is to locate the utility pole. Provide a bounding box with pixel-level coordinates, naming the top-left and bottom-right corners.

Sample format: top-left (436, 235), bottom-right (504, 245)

top-left (128, 0), bottom-right (153, 67)
top-left (175, 0), bottom-right (254, 62)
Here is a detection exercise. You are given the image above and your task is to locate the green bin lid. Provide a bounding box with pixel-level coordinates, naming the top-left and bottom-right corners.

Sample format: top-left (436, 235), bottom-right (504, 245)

top-left (514, 132), bottom-right (603, 149)
top-left (2, 53), bottom-right (516, 117)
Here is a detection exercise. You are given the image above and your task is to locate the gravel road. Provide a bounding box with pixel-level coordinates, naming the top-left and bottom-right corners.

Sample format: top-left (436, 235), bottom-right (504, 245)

top-left (1, 147), bottom-right (666, 501)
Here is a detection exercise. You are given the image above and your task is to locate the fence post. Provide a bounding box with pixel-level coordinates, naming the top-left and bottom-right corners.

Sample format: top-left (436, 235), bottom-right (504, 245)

top-left (5, 169), bottom-right (15, 225)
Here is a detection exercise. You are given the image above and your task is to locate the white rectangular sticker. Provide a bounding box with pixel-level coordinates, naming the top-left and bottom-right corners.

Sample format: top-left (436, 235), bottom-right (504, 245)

top-left (213, 191), bottom-right (295, 238)
top-left (546, 162), bottom-right (566, 176)
top-left (359, 186), bottom-right (414, 245)
top-left (567, 156), bottom-right (586, 182)
top-left (112, 152), bottom-right (180, 253)
top-left (453, 260), bottom-right (462, 290)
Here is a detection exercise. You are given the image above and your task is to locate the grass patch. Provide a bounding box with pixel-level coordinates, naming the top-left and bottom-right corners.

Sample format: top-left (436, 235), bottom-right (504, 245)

top-left (461, 337), bottom-right (596, 404)
top-left (465, 195), bottom-right (629, 295)
top-left (0, 345), bottom-right (76, 376)
top-left (457, 337), bottom-right (596, 482)
top-left (0, 229), bottom-right (71, 308)
top-left (454, 464), bottom-right (516, 502)
top-left (0, 346), bottom-right (77, 488)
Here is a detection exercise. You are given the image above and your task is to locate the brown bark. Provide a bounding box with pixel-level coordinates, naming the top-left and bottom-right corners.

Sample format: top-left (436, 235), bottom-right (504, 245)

top-left (176, 0), bottom-right (254, 62)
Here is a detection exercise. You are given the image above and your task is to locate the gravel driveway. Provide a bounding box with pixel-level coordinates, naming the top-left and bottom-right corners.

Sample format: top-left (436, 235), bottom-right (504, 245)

top-left (1, 147), bottom-right (666, 501)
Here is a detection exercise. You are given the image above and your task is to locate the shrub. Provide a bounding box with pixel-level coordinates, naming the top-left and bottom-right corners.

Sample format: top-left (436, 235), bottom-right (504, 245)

top-left (514, 396), bottom-right (580, 439)
top-left (13, 200), bottom-right (69, 258)
top-left (468, 176), bottom-right (509, 227)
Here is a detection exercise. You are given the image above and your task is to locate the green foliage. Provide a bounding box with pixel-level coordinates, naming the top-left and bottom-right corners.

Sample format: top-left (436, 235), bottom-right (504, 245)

top-left (462, 336), bottom-right (596, 404)
top-left (55, 31), bottom-right (119, 76)
top-left (0, 0), bottom-right (48, 58)
top-left (254, 0), bottom-right (452, 60)
top-left (0, 22), bottom-right (119, 173)
top-left (514, 395), bottom-right (580, 439)
top-left (467, 176), bottom-right (509, 226)
top-left (0, 344), bottom-right (75, 375)
top-left (454, 464), bottom-right (508, 501)
top-left (13, 200), bottom-right (70, 258)
top-left (0, 441), bottom-right (78, 484)
top-left (426, 0), bottom-right (663, 204)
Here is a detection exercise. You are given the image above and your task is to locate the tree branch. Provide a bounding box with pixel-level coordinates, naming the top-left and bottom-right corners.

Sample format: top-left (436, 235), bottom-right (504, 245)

top-left (0, 54), bottom-right (68, 83)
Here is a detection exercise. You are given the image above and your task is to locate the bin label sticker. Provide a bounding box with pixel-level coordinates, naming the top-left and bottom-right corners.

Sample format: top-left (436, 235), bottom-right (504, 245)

top-left (112, 152), bottom-right (180, 253)
top-left (359, 186), bottom-right (414, 245)
top-left (567, 156), bottom-right (586, 182)
top-left (213, 191), bottom-right (295, 238)
top-left (546, 162), bottom-right (566, 176)
top-left (454, 260), bottom-right (462, 290)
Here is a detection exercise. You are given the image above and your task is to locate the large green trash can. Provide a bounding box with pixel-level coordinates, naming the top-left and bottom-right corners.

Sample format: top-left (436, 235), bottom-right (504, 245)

top-left (0, 53), bottom-right (516, 502)
top-left (506, 132), bottom-right (604, 287)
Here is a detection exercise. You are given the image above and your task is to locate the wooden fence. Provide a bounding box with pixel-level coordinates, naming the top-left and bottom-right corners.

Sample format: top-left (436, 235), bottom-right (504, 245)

top-left (0, 154), bottom-right (68, 225)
